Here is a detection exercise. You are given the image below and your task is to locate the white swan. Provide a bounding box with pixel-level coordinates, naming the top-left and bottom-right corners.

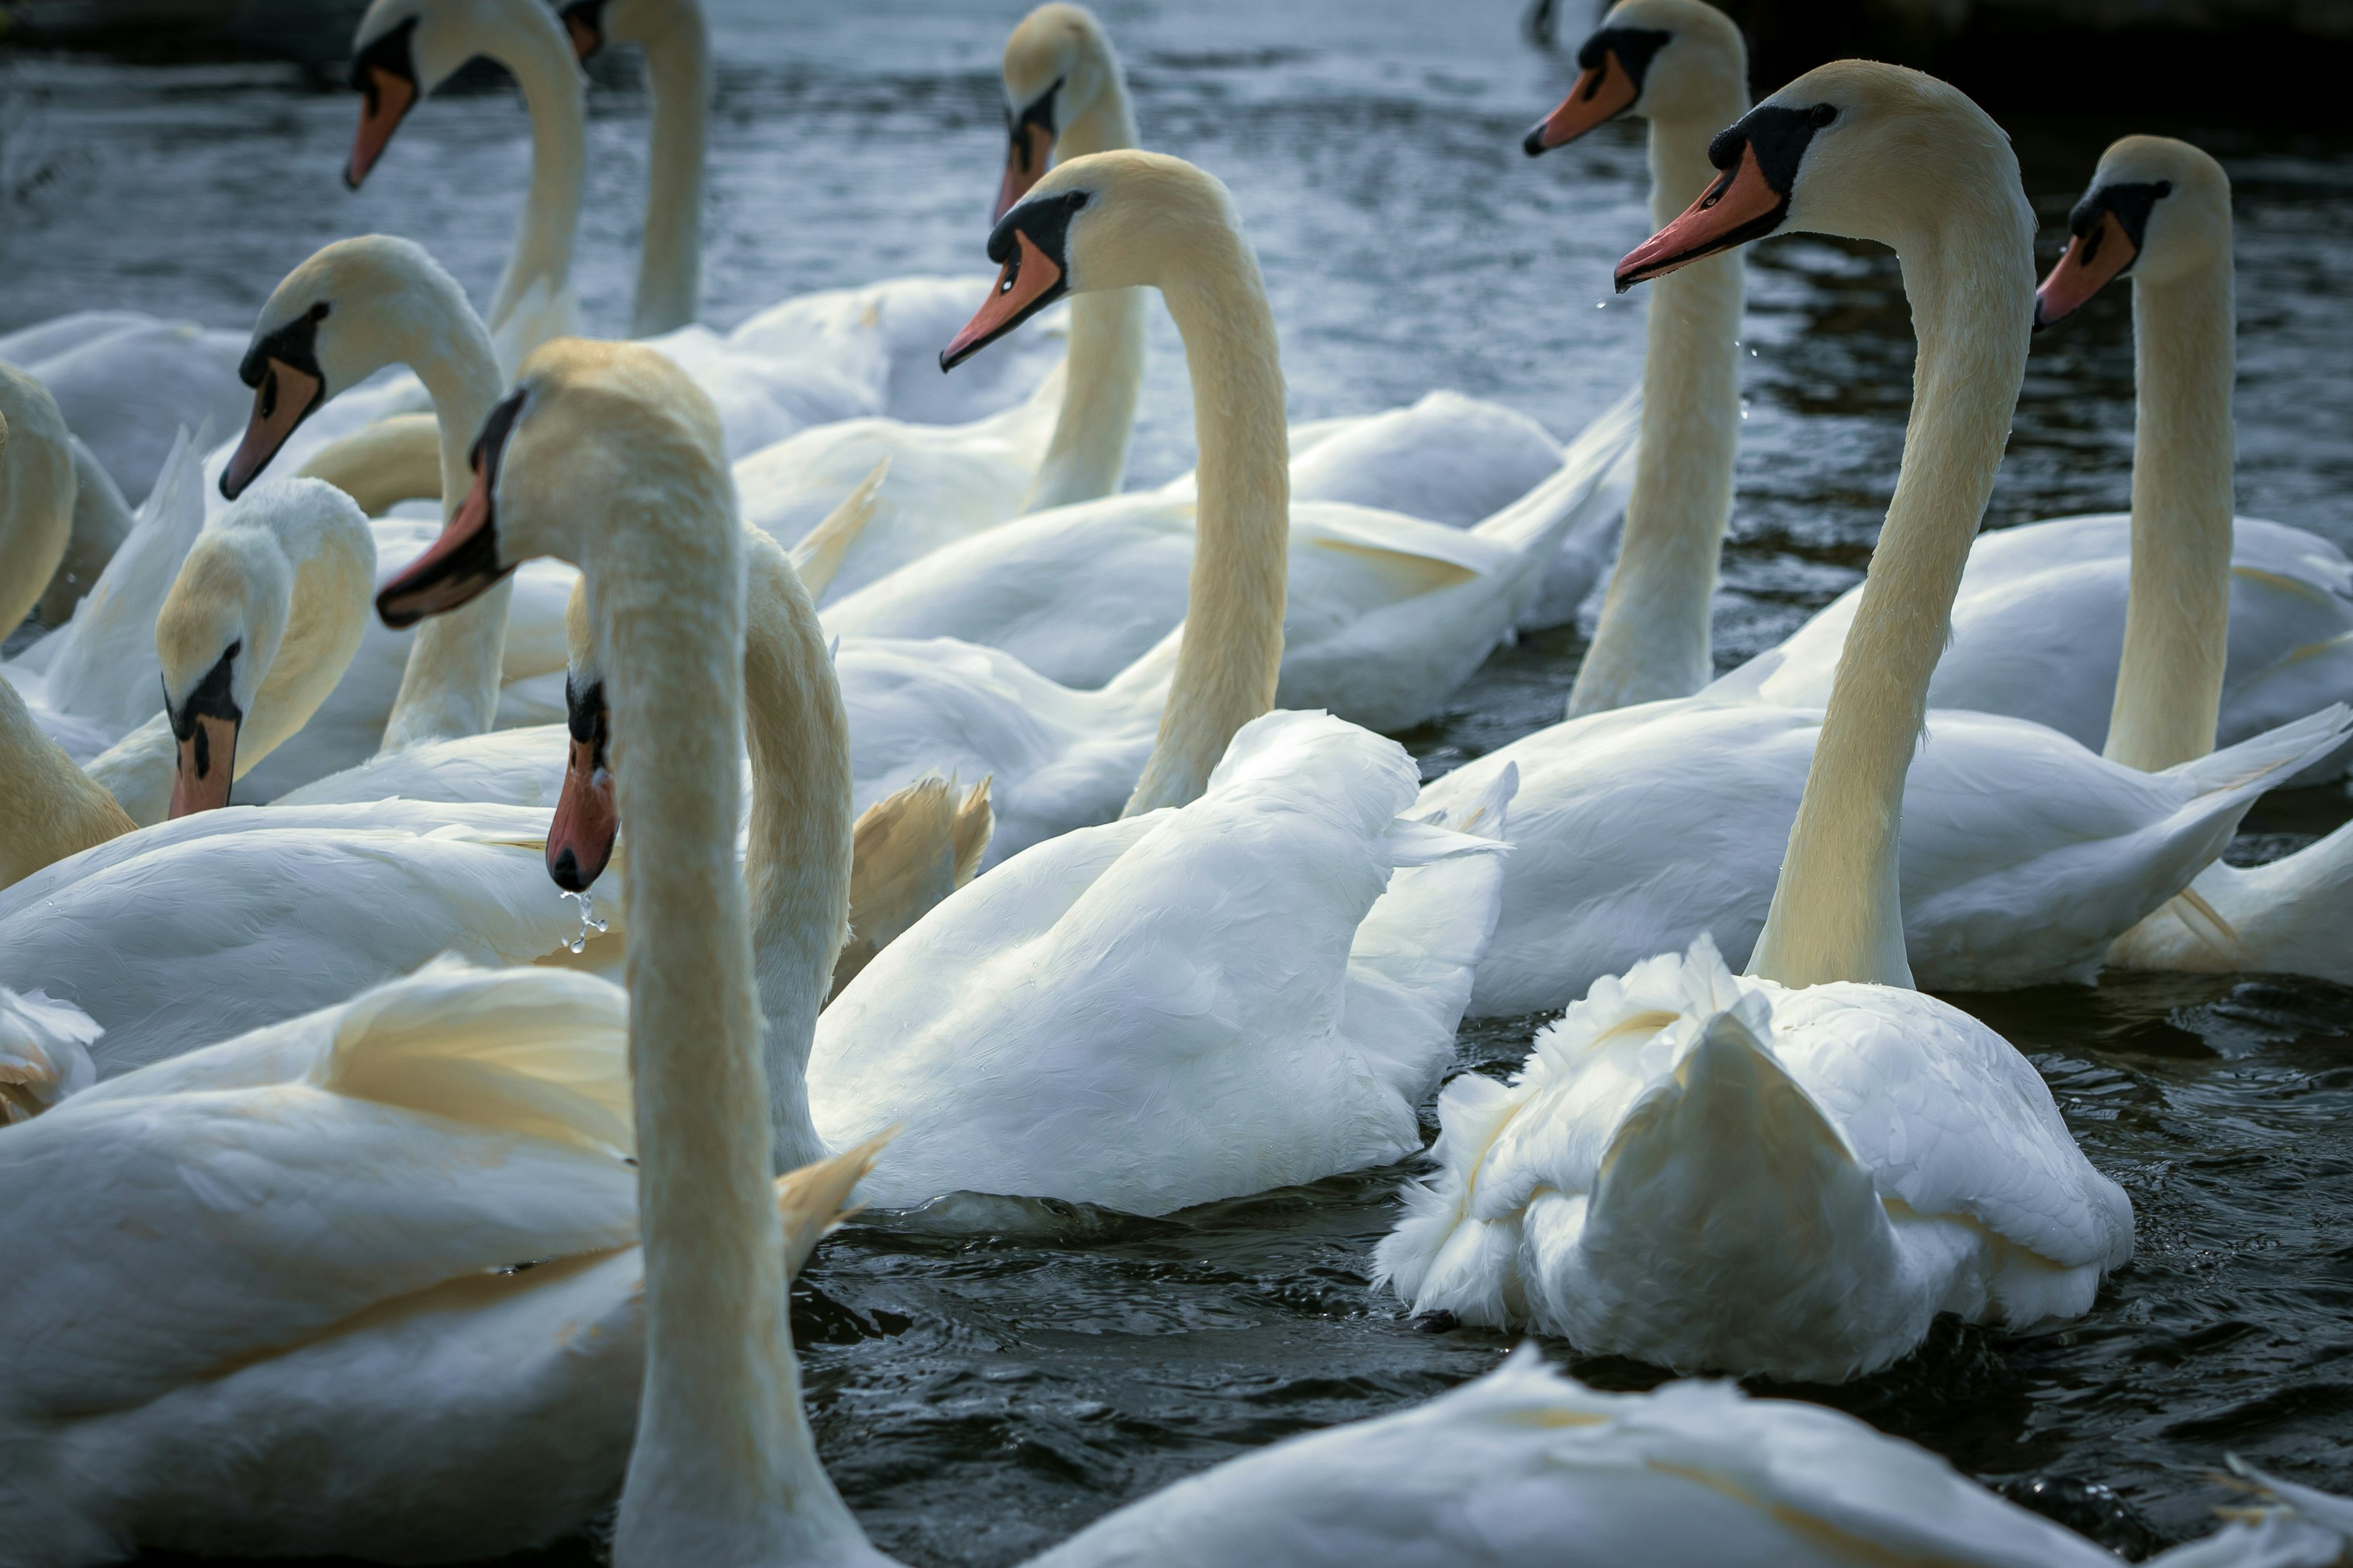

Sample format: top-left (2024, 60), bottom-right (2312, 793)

top-left (365, 352), bottom-right (2150, 1557)
top-left (2010, 137), bottom-right (2353, 985)
top-left (1705, 144), bottom-right (2353, 781)
top-left (346, 0), bottom-right (1062, 432)
top-left (0, 311), bottom-right (250, 507)
top-left (1378, 64), bottom-right (2135, 1381)
top-left (0, 366), bottom-right (77, 639)
top-left (1523, 0), bottom-right (1747, 706)
top-left (1415, 78), bottom-right (2352, 1018)
top-left (409, 337), bottom-right (1506, 1207)
top-left (822, 151), bottom-right (1634, 735)
top-left (213, 236), bottom-right (587, 785)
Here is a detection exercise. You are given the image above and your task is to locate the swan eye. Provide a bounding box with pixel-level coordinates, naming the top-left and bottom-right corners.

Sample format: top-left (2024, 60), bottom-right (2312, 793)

top-left (1809, 104), bottom-right (1837, 127)
top-left (2154, 179), bottom-right (2173, 198)
top-left (1066, 192), bottom-right (1088, 210)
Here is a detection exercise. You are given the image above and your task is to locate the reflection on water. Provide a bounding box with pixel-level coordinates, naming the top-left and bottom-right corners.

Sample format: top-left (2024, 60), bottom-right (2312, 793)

top-left (5, 1), bottom-right (2351, 1562)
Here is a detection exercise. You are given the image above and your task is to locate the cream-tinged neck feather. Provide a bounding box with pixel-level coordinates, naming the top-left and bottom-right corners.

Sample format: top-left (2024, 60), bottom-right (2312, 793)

top-left (491, 341), bottom-right (864, 1564)
top-left (1746, 71), bottom-right (2035, 990)
top-left (602, 0), bottom-right (709, 337)
top-left (274, 236), bottom-right (518, 749)
top-left (0, 675), bottom-right (134, 890)
top-left (0, 367), bottom-right (77, 638)
top-left (738, 530), bottom-right (854, 1173)
top-left (1014, 8), bottom-right (1148, 511)
top-left (464, 0), bottom-right (587, 348)
top-left (2102, 141), bottom-right (2236, 773)
top-left (1029, 154), bottom-right (1285, 815)
top-left (1566, 9), bottom-right (1747, 715)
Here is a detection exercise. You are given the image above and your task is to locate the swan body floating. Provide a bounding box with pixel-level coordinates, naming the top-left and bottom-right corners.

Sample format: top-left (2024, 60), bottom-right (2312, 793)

top-left (1413, 16), bottom-right (2352, 1018)
top-left (1383, 64), bottom-right (2133, 1379)
top-left (0, 311), bottom-right (249, 508)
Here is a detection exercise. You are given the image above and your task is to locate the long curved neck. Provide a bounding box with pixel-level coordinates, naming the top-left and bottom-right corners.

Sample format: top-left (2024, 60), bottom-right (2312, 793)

top-left (484, 14), bottom-right (587, 351)
top-left (2104, 244), bottom-right (2236, 771)
top-left (1121, 230), bottom-right (1289, 815)
top-left (378, 278), bottom-right (519, 751)
top-left (1567, 96), bottom-right (1747, 717)
top-left (626, 0), bottom-right (709, 337)
top-left (739, 536), bottom-right (853, 1174)
top-left (1748, 189), bottom-right (2035, 991)
top-left (0, 673), bottom-right (134, 891)
top-left (601, 466), bottom-right (862, 1566)
top-left (1022, 75), bottom-right (1146, 511)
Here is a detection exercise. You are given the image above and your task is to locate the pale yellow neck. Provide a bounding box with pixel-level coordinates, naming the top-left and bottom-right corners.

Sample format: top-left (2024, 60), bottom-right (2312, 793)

top-left (377, 271), bottom-right (519, 753)
top-left (738, 533), bottom-right (854, 1173)
top-left (2104, 253), bottom-right (2236, 771)
top-left (1121, 235), bottom-right (1289, 815)
top-left (1748, 199), bottom-right (2035, 990)
top-left (485, 12), bottom-right (586, 344)
top-left (596, 464), bottom-right (861, 1565)
top-left (0, 369), bottom-right (73, 638)
top-left (0, 672), bottom-right (134, 891)
top-left (1568, 102), bottom-right (1747, 716)
top-left (1023, 78), bottom-right (1145, 512)
top-left (625, 0), bottom-right (709, 337)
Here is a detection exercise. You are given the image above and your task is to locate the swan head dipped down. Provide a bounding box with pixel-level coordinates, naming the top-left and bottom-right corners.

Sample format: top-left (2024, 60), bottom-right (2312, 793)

top-left (945, 150), bottom-right (1242, 369)
top-left (157, 479), bottom-right (376, 815)
top-left (996, 3), bottom-right (1121, 219)
top-left (2034, 136), bottom-right (2230, 327)
top-left (1523, 0), bottom-right (1745, 153)
top-left (221, 236), bottom-right (480, 499)
top-left (1617, 60), bottom-right (2029, 289)
top-left (376, 337), bottom-right (729, 628)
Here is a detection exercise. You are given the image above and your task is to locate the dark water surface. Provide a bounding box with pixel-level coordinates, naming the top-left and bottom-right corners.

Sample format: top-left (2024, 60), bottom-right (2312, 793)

top-left (7, 0), bottom-right (2352, 1561)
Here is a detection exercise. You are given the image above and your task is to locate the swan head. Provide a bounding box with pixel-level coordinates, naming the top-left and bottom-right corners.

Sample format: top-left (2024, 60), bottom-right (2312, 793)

top-left (944, 150), bottom-right (1237, 369)
top-left (377, 337), bottom-right (727, 628)
top-left (996, 3), bottom-right (1119, 220)
top-left (1523, 0), bottom-right (1745, 154)
top-left (555, 0), bottom-right (610, 60)
top-left (346, 0), bottom-right (577, 189)
top-left (157, 479), bottom-right (375, 815)
top-left (222, 235), bottom-right (470, 500)
top-left (549, 575), bottom-right (617, 892)
top-left (1616, 61), bottom-right (2023, 289)
top-left (2034, 136), bottom-right (2230, 328)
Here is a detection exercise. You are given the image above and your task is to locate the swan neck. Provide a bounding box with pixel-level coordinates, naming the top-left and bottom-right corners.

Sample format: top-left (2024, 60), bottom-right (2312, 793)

top-left (487, 25), bottom-right (587, 343)
top-left (1748, 202), bottom-right (2034, 990)
top-left (604, 476), bottom-right (861, 1566)
top-left (0, 672), bottom-right (134, 890)
top-left (1021, 75), bottom-right (1144, 511)
top-left (2104, 254), bottom-right (2236, 771)
top-left (380, 300), bottom-right (515, 751)
top-left (739, 539), bottom-right (854, 1173)
top-left (1568, 105), bottom-right (1747, 716)
top-left (1121, 246), bottom-right (1289, 815)
top-left (629, 3), bottom-right (709, 337)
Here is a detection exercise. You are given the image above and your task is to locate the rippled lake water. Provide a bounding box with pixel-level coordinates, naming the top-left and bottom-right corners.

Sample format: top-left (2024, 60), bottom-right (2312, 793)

top-left (6, 1), bottom-right (2351, 1561)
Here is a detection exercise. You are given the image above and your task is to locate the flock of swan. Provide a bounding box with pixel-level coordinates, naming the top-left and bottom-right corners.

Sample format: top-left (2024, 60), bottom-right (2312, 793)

top-left (2, 0), bottom-right (2350, 1562)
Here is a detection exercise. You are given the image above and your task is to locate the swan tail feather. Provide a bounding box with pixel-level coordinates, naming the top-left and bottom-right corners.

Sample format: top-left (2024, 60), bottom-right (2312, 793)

top-left (2164, 702), bottom-right (2353, 798)
top-left (788, 454), bottom-right (890, 601)
top-left (775, 1133), bottom-right (892, 1281)
top-left (1569, 981), bottom-right (1925, 1379)
top-left (833, 774), bottom-right (986, 999)
top-left (1465, 387), bottom-right (1639, 561)
top-left (951, 776), bottom-right (994, 887)
top-left (0, 988), bottom-right (101, 1123)
top-left (317, 957), bottom-right (634, 1158)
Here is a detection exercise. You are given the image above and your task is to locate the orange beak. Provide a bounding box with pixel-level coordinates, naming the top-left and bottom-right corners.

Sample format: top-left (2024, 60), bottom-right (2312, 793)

top-left (548, 735), bottom-right (619, 891)
top-left (996, 120), bottom-right (1056, 222)
top-left (1523, 54), bottom-right (1640, 155)
top-left (220, 357), bottom-right (324, 500)
top-left (168, 715), bottom-right (240, 818)
top-left (2034, 211), bottom-right (2136, 329)
top-left (376, 449), bottom-right (504, 627)
top-left (941, 230), bottom-right (1065, 370)
top-left (347, 64), bottom-right (416, 189)
top-left (1616, 142), bottom-right (1786, 289)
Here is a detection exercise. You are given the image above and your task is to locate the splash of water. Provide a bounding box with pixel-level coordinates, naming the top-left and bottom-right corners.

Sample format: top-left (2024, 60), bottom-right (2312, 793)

top-left (560, 889), bottom-right (609, 954)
